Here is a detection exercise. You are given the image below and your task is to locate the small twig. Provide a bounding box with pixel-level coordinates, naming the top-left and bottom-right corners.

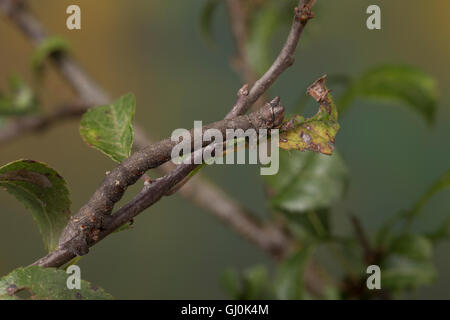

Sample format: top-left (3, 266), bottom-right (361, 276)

top-left (34, 100), bottom-right (285, 267)
top-left (0, 0), bottom-right (294, 261)
top-left (349, 213), bottom-right (375, 264)
top-left (225, 0), bottom-right (258, 86)
top-left (2, 0), bottom-right (322, 293)
top-left (0, 102), bottom-right (87, 145)
top-left (225, 0), bottom-right (315, 119)
top-left (57, 100), bottom-right (285, 257)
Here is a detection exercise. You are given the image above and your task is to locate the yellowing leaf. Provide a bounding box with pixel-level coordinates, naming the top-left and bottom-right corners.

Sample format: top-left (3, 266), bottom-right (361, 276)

top-left (279, 76), bottom-right (339, 155)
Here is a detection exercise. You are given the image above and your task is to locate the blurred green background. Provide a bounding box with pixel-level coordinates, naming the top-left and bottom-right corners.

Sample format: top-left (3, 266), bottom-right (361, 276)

top-left (0, 0), bottom-right (449, 299)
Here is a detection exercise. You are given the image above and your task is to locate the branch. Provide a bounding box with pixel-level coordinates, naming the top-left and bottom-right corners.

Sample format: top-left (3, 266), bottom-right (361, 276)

top-left (0, 101), bottom-right (87, 144)
top-left (225, 0), bottom-right (258, 85)
top-left (33, 99), bottom-right (285, 267)
top-left (47, 100), bottom-right (285, 259)
top-left (34, 156), bottom-right (202, 268)
top-left (225, 0), bottom-right (315, 119)
top-left (0, 0), bottom-right (109, 105)
top-left (2, 0), bottom-right (322, 291)
top-left (349, 214), bottom-right (376, 265)
top-left (0, 0), bottom-right (291, 258)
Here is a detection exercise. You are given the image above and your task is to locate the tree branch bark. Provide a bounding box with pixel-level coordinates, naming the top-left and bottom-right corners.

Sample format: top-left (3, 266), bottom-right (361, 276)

top-left (225, 1), bottom-right (315, 119)
top-left (57, 100), bottom-right (285, 257)
top-left (225, 0), bottom-right (258, 86)
top-left (0, 101), bottom-right (87, 144)
top-left (1, 0), bottom-right (322, 293)
top-left (33, 99), bottom-right (285, 267)
top-left (0, 0), bottom-right (293, 260)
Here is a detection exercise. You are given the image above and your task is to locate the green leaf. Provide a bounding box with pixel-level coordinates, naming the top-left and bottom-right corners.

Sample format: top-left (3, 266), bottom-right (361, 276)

top-left (339, 65), bottom-right (438, 124)
top-left (279, 76), bottom-right (340, 155)
top-left (381, 256), bottom-right (436, 292)
top-left (388, 234), bottom-right (432, 262)
top-left (80, 93), bottom-right (136, 163)
top-left (0, 266), bottom-right (112, 300)
top-left (242, 266), bottom-right (271, 300)
top-left (199, 0), bottom-right (221, 46)
top-left (274, 247), bottom-right (313, 300)
top-left (0, 75), bottom-right (38, 116)
top-left (382, 234), bottom-right (435, 292)
top-left (265, 150), bottom-right (348, 213)
top-left (285, 209), bottom-right (331, 241)
top-left (0, 160), bottom-right (71, 252)
top-left (220, 269), bottom-right (242, 300)
top-left (322, 285), bottom-right (342, 300)
top-left (32, 36), bottom-right (70, 73)
top-left (220, 266), bottom-right (272, 300)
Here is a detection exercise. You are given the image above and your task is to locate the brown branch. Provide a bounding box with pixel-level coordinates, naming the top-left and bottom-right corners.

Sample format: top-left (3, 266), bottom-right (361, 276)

top-left (225, 1), bottom-right (315, 119)
top-left (34, 153), bottom-right (203, 268)
top-left (225, 0), bottom-right (258, 86)
top-left (1, 0), bottom-right (322, 292)
top-left (34, 99), bottom-right (285, 267)
top-left (0, 0), bottom-right (291, 259)
top-left (0, 0), bottom-right (109, 105)
top-left (56, 101), bottom-right (285, 256)
top-left (0, 101), bottom-right (87, 144)
top-left (349, 214), bottom-right (376, 265)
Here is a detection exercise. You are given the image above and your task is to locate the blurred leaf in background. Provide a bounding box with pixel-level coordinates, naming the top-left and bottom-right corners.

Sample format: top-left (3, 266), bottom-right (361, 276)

top-left (246, 1), bottom-right (282, 75)
top-left (0, 75), bottom-right (38, 116)
top-left (32, 36), bottom-right (70, 75)
top-left (382, 234), bottom-right (436, 292)
top-left (200, 0), bottom-right (222, 46)
top-left (274, 246), bottom-right (313, 300)
top-left (265, 151), bottom-right (347, 214)
top-left (221, 266), bottom-right (273, 300)
top-left (338, 65), bottom-right (438, 124)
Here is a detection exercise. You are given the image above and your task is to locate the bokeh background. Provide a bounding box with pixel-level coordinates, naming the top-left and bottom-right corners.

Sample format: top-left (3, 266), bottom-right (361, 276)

top-left (0, 0), bottom-right (449, 299)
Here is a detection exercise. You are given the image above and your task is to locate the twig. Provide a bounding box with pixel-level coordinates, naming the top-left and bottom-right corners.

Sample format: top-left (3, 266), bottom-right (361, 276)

top-left (2, 0), bottom-right (322, 292)
top-left (0, 0), bottom-right (294, 260)
top-left (349, 213), bottom-right (376, 265)
top-left (225, 0), bottom-right (257, 85)
top-left (225, 1), bottom-right (315, 119)
top-left (34, 100), bottom-right (285, 267)
top-left (1, 0), bottom-right (315, 256)
top-left (0, 101), bottom-right (87, 144)
top-left (56, 101), bottom-right (285, 256)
